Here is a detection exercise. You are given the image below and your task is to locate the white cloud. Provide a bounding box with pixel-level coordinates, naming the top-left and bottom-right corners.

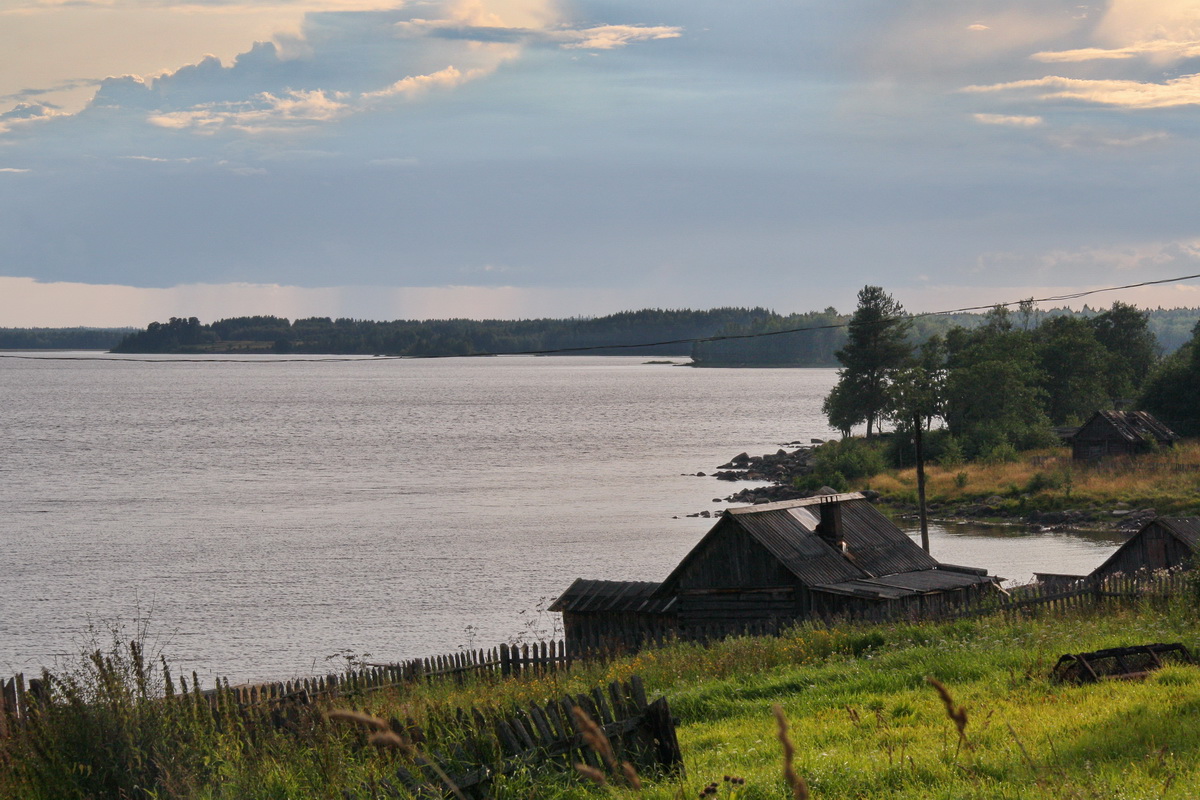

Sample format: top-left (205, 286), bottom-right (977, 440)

top-left (961, 73), bottom-right (1200, 108)
top-left (392, 18), bottom-right (682, 50)
top-left (0, 167), bottom-right (31, 172)
top-left (147, 88), bottom-right (350, 133)
top-left (1034, 39), bottom-right (1200, 62)
top-left (967, 24), bottom-right (990, 32)
top-left (360, 64), bottom-right (495, 99)
top-left (972, 112), bottom-right (1043, 126)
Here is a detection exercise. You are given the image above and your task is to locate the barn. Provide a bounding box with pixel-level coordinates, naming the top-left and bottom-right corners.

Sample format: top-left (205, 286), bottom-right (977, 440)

top-left (550, 493), bottom-right (999, 650)
top-left (1089, 517), bottom-right (1200, 579)
top-left (1069, 410), bottom-right (1178, 462)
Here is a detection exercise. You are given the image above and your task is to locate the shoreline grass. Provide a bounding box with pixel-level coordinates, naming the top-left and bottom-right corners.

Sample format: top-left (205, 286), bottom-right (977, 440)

top-left (861, 441), bottom-right (1200, 518)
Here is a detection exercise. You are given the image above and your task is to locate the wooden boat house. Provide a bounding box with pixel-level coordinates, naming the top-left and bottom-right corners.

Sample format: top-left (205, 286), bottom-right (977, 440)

top-left (551, 493), bottom-right (999, 652)
top-left (1089, 517), bottom-right (1200, 579)
top-left (1069, 410), bottom-right (1178, 462)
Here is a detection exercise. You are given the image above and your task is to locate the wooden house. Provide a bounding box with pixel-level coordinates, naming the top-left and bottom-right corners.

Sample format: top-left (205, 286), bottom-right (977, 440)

top-left (550, 493), bottom-right (999, 650)
top-left (1089, 517), bottom-right (1200, 579)
top-left (1070, 410), bottom-right (1178, 462)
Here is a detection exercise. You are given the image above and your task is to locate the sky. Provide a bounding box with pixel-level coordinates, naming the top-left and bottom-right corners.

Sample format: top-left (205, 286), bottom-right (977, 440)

top-left (4, 0), bottom-right (1200, 326)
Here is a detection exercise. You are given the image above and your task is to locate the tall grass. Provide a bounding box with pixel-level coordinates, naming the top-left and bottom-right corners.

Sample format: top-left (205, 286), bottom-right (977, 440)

top-left (867, 441), bottom-right (1200, 515)
top-left (5, 595), bottom-right (1200, 798)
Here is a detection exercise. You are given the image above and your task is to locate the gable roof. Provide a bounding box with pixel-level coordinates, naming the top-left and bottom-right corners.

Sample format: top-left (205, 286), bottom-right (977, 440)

top-left (1076, 410), bottom-right (1179, 444)
top-left (1089, 517), bottom-right (1200, 576)
top-left (657, 493), bottom-right (945, 594)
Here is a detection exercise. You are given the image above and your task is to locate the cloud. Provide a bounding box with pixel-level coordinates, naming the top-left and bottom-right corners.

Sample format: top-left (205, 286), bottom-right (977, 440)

top-left (147, 89), bottom-right (350, 133)
top-left (972, 112), bottom-right (1042, 126)
top-left (0, 167), bottom-right (31, 173)
top-left (961, 73), bottom-right (1200, 109)
top-left (4, 0), bottom-right (680, 141)
top-left (0, 101), bottom-right (60, 133)
top-left (967, 24), bottom-right (990, 32)
top-left (360, 64), bottom-right (495, 99)
top-left (1034, 40), bottom-right (1200, 63)
top-left (1047, 129), bottom-right (1170, 150)
top-left (399, 20), bottom-right (682, 50)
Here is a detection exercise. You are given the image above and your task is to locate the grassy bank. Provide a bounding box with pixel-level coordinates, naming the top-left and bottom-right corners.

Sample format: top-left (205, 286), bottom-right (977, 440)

top-left (863, 440), bottom-right (1200, 520)
top-left (5, 598), bottom-right (1200, 799)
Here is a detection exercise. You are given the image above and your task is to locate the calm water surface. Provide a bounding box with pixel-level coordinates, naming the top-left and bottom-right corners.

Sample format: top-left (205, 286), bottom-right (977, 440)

top-left (1, 354), bottom-right (1122, 681)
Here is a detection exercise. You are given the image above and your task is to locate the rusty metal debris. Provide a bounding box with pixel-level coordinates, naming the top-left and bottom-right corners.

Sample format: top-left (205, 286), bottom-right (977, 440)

top-left (1051, 642), bottom-right (1194, 684)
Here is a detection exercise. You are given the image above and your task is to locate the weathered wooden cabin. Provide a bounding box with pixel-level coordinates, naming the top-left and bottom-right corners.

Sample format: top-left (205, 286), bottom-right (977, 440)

top-left (1069, 410), bottom-right (1178, 462)
top-left (551, 493), bottom-right (999, 650)
top-left (1089, 517), bottom-right (1200, 579)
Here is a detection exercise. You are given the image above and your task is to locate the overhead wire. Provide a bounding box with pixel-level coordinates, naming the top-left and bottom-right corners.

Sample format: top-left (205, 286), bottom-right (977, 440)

top-left (2, 271), bottom-right (1199, 363)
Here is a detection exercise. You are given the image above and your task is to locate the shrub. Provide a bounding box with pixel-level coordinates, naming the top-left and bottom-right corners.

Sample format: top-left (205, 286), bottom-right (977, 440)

top-left (812, 438), bottom-right (887, 483)
top-left (1025, 470), bottom-right (1064, 494)
top-left (937, 435), bottom-right (966, 467)
top-left (981, 442), bottom-right (1019, 465)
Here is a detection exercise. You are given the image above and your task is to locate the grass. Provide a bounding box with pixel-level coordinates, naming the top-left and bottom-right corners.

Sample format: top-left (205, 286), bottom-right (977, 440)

top-left (865, 440), bottom-right (1200, 517)
top-left (6, 598), bottom-right (1200, 798)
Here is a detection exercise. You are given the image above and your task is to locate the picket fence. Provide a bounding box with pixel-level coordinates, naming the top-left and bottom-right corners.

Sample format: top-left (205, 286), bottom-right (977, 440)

top-left (353, 675), bottom-right (683, 799)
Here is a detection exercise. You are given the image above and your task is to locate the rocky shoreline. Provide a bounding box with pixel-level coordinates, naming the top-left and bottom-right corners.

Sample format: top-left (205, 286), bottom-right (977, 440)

top-left (683, 444), bottom-right (1154, 534)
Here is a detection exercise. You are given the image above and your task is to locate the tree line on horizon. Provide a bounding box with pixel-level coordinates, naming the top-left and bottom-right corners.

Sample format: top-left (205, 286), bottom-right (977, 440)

top-left (103, 304), bottom-right (1200, 363)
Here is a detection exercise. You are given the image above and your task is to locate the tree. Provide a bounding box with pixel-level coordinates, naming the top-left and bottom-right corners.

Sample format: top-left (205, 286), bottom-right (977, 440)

top-left (1090, 301), bottom-right (1159, 400)
top-left (943, 313), bottom-right (1052, 457)
top-left (886, 365), bottom-right (944, 552)
top-left (825, 286), bottom-right (913, 437)
top-left (1139, 321), bottom-right (1200, 435)
top-left (1036, 316), bottom-right (1109, 425)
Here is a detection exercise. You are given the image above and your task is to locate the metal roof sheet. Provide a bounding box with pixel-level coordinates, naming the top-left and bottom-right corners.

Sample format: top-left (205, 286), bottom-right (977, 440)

top-left (548, 579), bottom-right (675, 614)
top-left (812, 568), bottom-right (996, 599)
top-left (733, 509), bottom-right (865, 585)
top-left (658, 493), bottom-right (984, 594)
top-left (837, 501), bottom-right (941, 576)
top-left (1087, 410), bottom-right (1179, 444)
top-left (1158, 518), bottom-right (1200, 550)
top-left (809, 580), bottom-right (914, 601)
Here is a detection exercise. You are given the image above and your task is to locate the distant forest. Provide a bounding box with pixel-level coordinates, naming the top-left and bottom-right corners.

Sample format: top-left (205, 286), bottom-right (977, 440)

top-left (106, 305), bottom-right (1200, 363)
top-left (0, 327), bottom-right (134, 350)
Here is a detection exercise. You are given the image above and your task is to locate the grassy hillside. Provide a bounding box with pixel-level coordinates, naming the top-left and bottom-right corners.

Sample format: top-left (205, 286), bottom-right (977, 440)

top-left (5, 599), bottom-right (1200, 798)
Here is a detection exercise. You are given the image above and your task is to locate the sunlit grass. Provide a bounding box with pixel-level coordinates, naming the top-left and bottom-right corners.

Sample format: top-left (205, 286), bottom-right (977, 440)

top-left (7, 600), bottom-right (1200, 799)
top-left (867, 441), bottom-right (1200, 516)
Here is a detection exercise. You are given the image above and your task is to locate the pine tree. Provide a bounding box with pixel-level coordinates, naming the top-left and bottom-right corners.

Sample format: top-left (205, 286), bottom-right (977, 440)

top-left (824, 286), bottom-right (913, 437)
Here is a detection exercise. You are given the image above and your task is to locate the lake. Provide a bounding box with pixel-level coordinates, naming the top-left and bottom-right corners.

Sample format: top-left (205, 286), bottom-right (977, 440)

top-left (0, 353), bottom-right (1123, 681)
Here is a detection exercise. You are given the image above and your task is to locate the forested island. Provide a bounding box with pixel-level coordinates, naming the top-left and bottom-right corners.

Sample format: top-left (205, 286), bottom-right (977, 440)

top-left (0, 327), bottom-right (134, 350)
top-left (107, 305), bottom-right (1200, 362)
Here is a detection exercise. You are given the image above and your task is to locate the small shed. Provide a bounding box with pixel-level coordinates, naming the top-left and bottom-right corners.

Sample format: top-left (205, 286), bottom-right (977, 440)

top-left (1089, 517), bottom-right (1200, 579)
top-left (1070, 410), bottom-right (1178, 462)
top-left (549, 579), bottom-right (676, 653)
top-left (551, 493), bottom-right (999, 648)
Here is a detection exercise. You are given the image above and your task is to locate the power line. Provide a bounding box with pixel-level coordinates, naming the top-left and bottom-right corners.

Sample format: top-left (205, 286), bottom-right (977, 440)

top-left (3, 271), bottom-right (1199, 363)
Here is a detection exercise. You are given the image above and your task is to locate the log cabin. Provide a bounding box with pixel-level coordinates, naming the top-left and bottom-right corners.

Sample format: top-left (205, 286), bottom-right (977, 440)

top-left (551, 492), bottom-right (999, 652)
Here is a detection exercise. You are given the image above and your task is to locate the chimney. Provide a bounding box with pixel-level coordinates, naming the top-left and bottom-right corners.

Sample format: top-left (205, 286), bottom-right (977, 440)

top-left (816, 497), bottom-right (843, 549)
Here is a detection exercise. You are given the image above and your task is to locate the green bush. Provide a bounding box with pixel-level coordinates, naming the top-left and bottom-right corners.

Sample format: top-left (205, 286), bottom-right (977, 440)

top-left (981, 442), bottom-right (1019, 464)
top-left (936, 435), bottom-right (966, 467)
top-left (812, 438), bottom-right (887, 482)
top-left (1025, 470), bottom-right (1064, 493)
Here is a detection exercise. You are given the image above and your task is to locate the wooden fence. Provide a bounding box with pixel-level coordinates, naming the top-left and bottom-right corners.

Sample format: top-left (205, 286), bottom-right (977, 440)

top-left (356, 676), bottom-right (682, 799)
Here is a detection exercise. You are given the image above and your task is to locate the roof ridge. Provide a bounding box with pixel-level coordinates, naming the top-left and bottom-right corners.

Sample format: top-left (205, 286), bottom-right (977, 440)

top-left (724, 492), bottom-right (865, 514)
